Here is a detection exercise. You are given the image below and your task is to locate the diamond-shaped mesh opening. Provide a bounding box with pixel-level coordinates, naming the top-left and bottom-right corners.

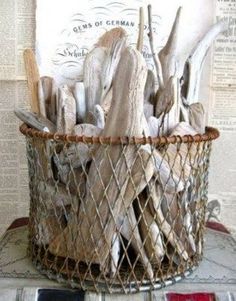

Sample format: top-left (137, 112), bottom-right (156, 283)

top-left (24, 130), bottom-right (215, 294)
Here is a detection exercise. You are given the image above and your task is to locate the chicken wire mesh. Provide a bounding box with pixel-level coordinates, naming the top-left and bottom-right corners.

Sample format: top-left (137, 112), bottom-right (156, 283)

top-left (20, 124), bottom-right (219, 294)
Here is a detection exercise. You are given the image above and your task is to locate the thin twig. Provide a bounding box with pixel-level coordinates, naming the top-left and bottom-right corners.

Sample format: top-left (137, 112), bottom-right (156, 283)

top-left (137, 7), bottom-right (144, 52)
top-left (147, 4), bottom-right (164, 89)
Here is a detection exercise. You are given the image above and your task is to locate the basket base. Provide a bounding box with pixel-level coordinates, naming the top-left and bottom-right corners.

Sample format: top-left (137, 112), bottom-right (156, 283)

top-left (31, 250), bottom-right (200, 294)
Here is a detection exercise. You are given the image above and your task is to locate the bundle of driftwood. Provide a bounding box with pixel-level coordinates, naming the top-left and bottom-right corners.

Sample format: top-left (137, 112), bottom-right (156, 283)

top-left (16, 6), bottom-right (226, 280)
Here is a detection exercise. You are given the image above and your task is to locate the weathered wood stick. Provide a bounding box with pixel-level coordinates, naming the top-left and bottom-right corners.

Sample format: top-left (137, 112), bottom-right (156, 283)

top-left (53, 162), bottom-right (87, 199)
top-left (56, 85), bottom-right (76, 134)
top-left (23, 51), bottom-right (54, 181)
top-left (182, 20), bottom-right (228, 104)
top-left (36, 208), bottom-right (68, 246)
top-left (147, 5), bottom-right (164, 89)
top-left (109, 232), bottom-right (120, 277)
top-left (23, 49), bottom-right (40, 114)
top-left (171, 121), bottom-right (197, 136)
top-left (144, 70), bottom-right (156, 105)
top-left (14, 109), bottom-right (56, 132)
top-left (73, 82), bottom-right (86, 123)
top-left (94, 105), bottom-right (105, 129)
top-left (189, 102), bottom-right (205, 134)
top-left (38, 79), bottom-right (47, 118)
top-left (144, 104), bottom-right (154, 120)
top-left (161, 122), bottom-right (198, 186)
top-left (142, 144), bottom-right (184, 193)
top-left (85, 29), bottom-right (127, 117)
top-left (38, 76), bottom-right (58, 124)
top-left (136, 193), bottom-right (165, 264)
top-left (84, 47), bottom-right (107, 115)
top-left (181, 190), bottom-right (196, 253)
top-left (137, 7), bottom-right (144, 52)
top-left (179, 100), bottom-right (190, 123)
top-left (96, 27), bottom-right (127, 48)
top-left (147, 116), bottom-right (160, 137)
top-left (161, 191), bottom-right (196, 257)
top-left (100, 38), bottom-right (127, 102)
top-left (101, 87), bottom-right (113, 116)
top-left (37, 180), bottom-right (77, 209)
top-left (156, 76), bottom-right (181, 136)
top-left (43, 77), bottom-right (58, 124)
top-left (148, 182), bottom-right (189, 261)
top-left (118, 205), bottom-right (154, 279)
top-left (159, 7), bottom-right (182, 85)
top-left (56, 123), bottom-right (102, 169)
top-left (155, 76), bottom-right (175, 118)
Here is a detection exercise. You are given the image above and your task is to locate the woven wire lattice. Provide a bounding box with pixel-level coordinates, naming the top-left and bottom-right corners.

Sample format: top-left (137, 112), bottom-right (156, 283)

top-left (21, 124), bottom-right (219, 294)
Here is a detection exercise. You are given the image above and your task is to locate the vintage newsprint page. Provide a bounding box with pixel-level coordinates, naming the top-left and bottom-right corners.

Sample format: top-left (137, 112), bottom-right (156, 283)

top-left (0, 0), bottom-right (35, 234)
top-left (207, 0), bottom-right (236, 237)
top-left (0, 0), bottom-right (35, 80)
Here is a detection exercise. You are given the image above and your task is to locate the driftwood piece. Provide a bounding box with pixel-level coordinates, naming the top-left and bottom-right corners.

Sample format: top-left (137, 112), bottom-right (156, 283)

top-left (49, 48), bottom-right (156, 278)
top-left (56, 85), bottom-right (76, 134)
top-left (85, 30), bottom-right (127, 116)
top-left (160, 122), bottom-right (202, 193)
top-left (180, 188), bottom-right (197, 253)
top-left (144, 70), bottom-right (156, 105)
top-left (188, 166), bottom-right (206, 256)
top-left (153, 75), bottom-right (181, 136)
top-left (147, 116), bottom-right (160, 137)
top-left (23, 50), bottom-right (54, 181)
top-left (144, 104), bottom-right (154, 120)
top-left (161, 122), bottom-right (198, 186)
top-left (38, 180), bottom-right (77, 209)
top-left (101, 87), bottom-right (113, 116)
top-left (147, 5), bottom-right (164, 89)
top-left (73, 82), bottom-right (86, 123)
top-left (142, 145), bottom-right (184, 193)
top-left (23, 49), bottom-right (40, 114)
top-left (135, 193), bottom-right (165, 264)
top-left (171, 121), bottom-right (197, 136)
top-left (161, 191), bottom-right (196, 259)
top-left (56, 124), bottom-right (102, 169)
top-left (159, 7), bottom-right (182, 85)
top-left (189, 102), bottom-right (205, 134)
top-left (73, 123), bottom-right (102, 136)
top-left (38, 80), bottom-right (46, 118)
top-left (182, 20), bottom-right (228, 104)
top-left (142, 119), bottom-right (184, 194)
top-left (30, 138), bottom-right (53, 180)
top-left (84, 47), bottom-right (107, 114)
top-left (118, 205), bottom-right (154, 279)
top-left (148, 182), bottom-right (189, 261)
top-left (38, 76), bottom-right (57, 123)
top-left (36, 207), bottom-right (69, 245)
top-left (180, 100), bottom-right (190, 123)
top-left (137, 7), bottom-right (144, 52)
top-left (94, 105), bottom-right (105, 129)
top-left (155, 76), bottom-right (176, 118)
top-left (155, 83), bottom-right (172, 125)
top-left (109, 233), bottom-right (120, 277)
top-left (53, 162), bottom-right (87, 199)
top-left (96, 27), bottom-right (127, 48)
top-left (14, 109), bottom-right (56, 132)
top-left (100, 38), bottom-right (127, 102)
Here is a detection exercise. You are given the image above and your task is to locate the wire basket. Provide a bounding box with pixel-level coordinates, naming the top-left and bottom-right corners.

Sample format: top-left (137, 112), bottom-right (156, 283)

top-left (20, 123), bottom-right (219, 294)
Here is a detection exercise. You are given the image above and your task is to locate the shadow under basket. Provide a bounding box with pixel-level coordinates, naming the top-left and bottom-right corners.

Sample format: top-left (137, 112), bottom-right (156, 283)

top-left (20, 124), bottom-right (219, 294)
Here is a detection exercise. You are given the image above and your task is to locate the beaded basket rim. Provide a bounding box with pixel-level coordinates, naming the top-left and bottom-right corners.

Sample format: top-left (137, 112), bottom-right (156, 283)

top-left (20, 123), bottom-right (220, 145)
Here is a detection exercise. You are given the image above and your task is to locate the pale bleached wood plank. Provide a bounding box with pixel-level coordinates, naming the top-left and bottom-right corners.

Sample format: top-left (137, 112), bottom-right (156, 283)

top-left (23, 49), bottom-right (40, 114)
